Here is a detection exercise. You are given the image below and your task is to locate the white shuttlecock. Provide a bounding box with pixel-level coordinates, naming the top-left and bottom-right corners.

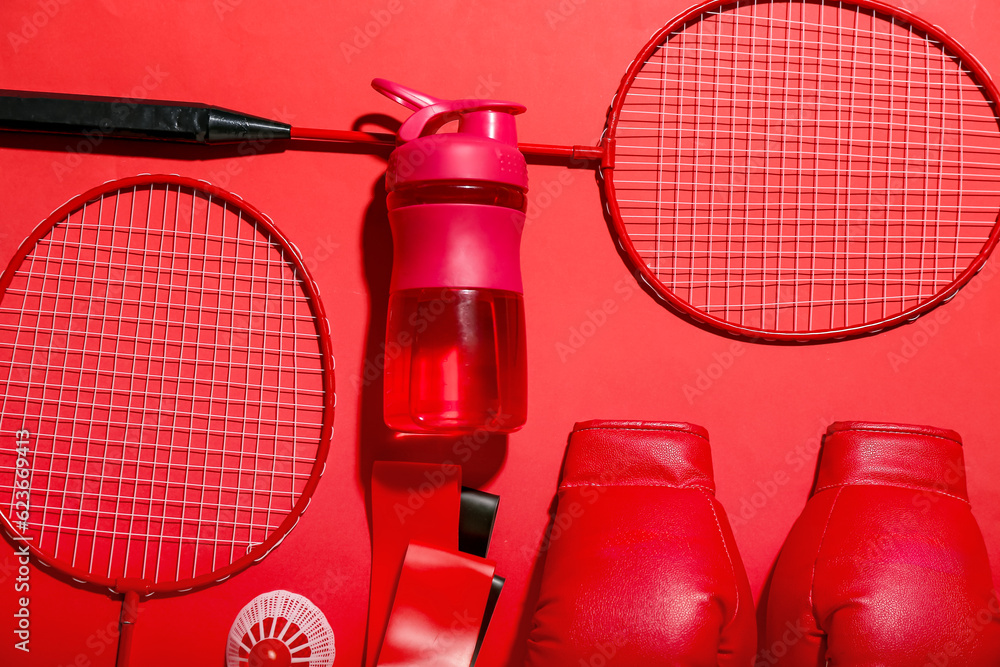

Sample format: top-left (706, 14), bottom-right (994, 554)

top-left (226, 590), bottom-right (335, 667)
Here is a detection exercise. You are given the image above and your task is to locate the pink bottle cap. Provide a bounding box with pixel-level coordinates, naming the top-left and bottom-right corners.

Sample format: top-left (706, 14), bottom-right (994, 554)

top-left (372, 78), bottom-right (528, 190)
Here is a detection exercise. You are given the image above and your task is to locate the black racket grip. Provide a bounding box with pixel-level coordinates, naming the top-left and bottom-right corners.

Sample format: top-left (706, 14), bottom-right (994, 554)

top-left (0, 90), bottom-right (291, 144)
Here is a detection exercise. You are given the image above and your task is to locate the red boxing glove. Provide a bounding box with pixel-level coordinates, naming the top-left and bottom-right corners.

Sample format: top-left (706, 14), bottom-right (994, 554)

top-left (762, 421), bottom-right (1000, 666)
top-left (525, 420), bottom-right (756, 666)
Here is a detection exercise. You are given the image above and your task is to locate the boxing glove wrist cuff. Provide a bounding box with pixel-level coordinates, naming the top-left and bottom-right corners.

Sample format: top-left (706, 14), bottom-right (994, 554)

top-left (563, 420), bottom-right (715, 492)
top-left (815, 421), bottom-right (968, 500)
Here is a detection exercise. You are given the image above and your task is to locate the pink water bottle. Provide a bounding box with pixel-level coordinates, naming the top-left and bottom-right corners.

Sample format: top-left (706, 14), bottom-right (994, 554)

top-left (373, 78), bottom-right (528, 434)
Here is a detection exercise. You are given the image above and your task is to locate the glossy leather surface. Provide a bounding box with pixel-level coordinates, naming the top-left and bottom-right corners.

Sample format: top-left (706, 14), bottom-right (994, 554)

top-left (525, 420), bottom-right (756, 666)
top-left (762, 421), bottom-right (1000, 666)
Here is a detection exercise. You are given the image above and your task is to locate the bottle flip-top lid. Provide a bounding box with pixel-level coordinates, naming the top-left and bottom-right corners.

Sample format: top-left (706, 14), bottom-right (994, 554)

top-left (372, 78), bottom-right (528, 191)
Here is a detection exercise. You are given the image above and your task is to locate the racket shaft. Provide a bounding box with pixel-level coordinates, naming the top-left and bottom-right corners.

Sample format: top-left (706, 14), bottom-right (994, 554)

top-left (518, 142), bottom-right (602, 161)
top-left (116, 590), bottom-right (140, 667)
top-left (0, 90), bottom-right (291, 143)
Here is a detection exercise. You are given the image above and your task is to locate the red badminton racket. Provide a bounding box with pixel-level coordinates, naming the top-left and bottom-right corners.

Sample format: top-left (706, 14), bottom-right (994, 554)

top-left (590, 0), bottom-right (1000, 339)
top-left (0, 175), bottom-right (335, 667)
top-left (2, 0), bottom-right (1000, 341)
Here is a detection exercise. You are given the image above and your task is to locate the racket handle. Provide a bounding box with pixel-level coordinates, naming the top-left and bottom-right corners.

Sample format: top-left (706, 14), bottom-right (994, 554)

top-left (0, 90), bottom-right (291, 144)
top-left (116, 590), bottom-right (141, 667)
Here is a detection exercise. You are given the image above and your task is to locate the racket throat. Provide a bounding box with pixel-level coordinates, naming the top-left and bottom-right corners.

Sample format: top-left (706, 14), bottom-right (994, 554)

top-left (115, 587), bottom-right (146, 667)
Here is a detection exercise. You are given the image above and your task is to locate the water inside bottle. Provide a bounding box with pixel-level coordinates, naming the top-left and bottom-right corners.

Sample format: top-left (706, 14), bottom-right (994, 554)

top-left (383, 287), bottom-right (527, 433)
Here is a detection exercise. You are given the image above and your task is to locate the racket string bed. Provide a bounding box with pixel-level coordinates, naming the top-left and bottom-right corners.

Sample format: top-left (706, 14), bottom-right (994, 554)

top-left (0, 177), bottom-right (333, 598)
top-left (608, 0), bottom-right (1000, 338)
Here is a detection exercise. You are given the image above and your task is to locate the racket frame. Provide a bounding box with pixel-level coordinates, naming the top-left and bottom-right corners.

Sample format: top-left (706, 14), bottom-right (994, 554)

top-left (601, 0), bottom-right (1000, 340)
top-left (0, 174), bottom-right (336, 597)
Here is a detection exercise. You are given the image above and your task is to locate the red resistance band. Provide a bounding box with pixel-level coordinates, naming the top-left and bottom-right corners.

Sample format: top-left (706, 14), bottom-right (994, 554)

top-left (368, 462), bottom-right (501, 667)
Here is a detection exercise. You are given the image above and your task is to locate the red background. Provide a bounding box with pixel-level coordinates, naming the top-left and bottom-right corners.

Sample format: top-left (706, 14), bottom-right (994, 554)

top-left (1, 0), bottom-right (999, 665)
